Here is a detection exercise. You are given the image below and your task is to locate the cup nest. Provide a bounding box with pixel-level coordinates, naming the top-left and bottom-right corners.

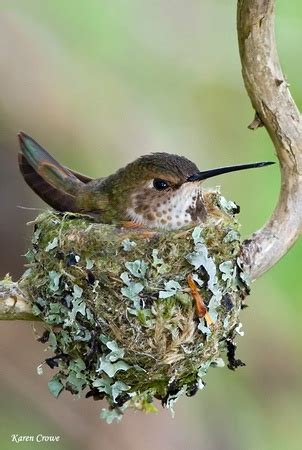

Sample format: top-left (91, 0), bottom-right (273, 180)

top-left (21, 189), bottom-right (250, 423)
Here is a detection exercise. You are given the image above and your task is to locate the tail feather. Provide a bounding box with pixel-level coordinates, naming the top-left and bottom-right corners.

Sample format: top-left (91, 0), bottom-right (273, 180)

top-left (19, 153), bottom-right (80, 212)
top-left (18, 132), bottom-right (92, 212)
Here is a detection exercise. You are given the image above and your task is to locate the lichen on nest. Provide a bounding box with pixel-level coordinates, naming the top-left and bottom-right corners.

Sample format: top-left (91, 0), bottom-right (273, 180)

top-left (20, 189), bottom-right (250, 423)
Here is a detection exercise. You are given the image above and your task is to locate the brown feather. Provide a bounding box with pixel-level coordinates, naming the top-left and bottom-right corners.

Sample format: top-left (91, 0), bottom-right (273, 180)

top-left (18, 153), bottom-right (92, 212)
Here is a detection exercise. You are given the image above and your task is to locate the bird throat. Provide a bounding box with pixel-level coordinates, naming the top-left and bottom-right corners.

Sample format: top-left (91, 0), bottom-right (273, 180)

top-left (127, 183), bottom-right (206, 230)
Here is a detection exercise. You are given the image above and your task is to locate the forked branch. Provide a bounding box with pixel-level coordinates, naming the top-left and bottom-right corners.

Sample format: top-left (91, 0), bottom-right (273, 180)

top-left (238, 0), bottom-right (302, 280)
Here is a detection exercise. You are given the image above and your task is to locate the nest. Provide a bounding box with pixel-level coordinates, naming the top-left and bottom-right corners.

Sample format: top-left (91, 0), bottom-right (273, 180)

top-left (21, 189), bottom-right (250, 423)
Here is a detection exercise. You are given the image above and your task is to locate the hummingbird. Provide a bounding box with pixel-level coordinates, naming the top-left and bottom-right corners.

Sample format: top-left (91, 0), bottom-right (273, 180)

top-left (18, 132), bottom-right (274, 230)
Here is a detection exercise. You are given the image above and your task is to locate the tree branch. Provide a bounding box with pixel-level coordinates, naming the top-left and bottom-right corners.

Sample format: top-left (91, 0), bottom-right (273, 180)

top-left (238, 0), bottom-right (302, 280)
top-left (0, 278), bottom-right (37, 320)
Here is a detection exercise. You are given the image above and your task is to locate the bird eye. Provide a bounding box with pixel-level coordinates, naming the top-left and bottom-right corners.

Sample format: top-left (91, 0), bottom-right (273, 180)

top-left (153, 178), bottom-right (169, 191)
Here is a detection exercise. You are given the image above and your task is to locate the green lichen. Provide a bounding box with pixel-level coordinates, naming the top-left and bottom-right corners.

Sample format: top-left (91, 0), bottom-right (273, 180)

top-left (20, 189), bottom-right (249, 422)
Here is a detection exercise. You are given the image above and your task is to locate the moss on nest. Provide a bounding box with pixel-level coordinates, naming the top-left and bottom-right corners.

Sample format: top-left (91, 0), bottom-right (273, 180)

top-left (21, 189), bottom-right (250, 423)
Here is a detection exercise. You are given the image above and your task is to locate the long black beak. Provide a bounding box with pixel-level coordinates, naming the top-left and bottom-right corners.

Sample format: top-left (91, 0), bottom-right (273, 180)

top-left (186, 161), bottom-right (275, 182)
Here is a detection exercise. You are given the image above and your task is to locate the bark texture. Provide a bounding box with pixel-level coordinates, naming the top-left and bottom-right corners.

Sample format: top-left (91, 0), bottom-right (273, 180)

top-left (0, 279), bottom-right (36, 320)
top-left (238, 0), bottom-right (302, 280)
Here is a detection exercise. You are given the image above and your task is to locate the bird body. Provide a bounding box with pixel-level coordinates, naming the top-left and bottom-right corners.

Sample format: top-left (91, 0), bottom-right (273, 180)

top-left (18, 132), bottom-right (274, 230)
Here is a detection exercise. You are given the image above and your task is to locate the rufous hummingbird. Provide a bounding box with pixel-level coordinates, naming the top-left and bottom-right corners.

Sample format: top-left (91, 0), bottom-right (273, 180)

top-left (18, 132), bottom-right (274, 230)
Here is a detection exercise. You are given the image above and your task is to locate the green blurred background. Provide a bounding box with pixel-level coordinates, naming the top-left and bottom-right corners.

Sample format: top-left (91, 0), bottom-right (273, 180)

top-left (0, 1), bottom-right (302, 449)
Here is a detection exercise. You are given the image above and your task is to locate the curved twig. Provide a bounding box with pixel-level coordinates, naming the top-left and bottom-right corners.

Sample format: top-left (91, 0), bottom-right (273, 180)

top-left (237, 0), bottom-right (302, 280)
